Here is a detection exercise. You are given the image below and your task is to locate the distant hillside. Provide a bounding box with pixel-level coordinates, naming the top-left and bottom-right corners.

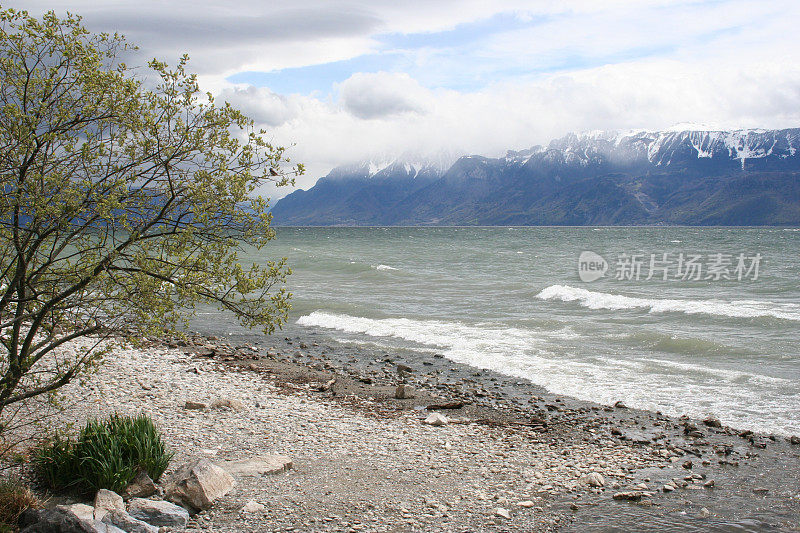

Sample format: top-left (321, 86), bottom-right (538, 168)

top-left (270, 128), bottom-right (800, 226)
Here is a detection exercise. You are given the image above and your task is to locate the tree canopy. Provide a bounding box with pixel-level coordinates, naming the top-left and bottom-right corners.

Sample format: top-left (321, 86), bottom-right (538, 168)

top-left (0, 8), bottom-right (302, 411)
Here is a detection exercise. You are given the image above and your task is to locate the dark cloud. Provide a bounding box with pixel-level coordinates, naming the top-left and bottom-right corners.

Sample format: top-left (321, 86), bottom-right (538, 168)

top-left (20, 2), bottom-right (383, 73)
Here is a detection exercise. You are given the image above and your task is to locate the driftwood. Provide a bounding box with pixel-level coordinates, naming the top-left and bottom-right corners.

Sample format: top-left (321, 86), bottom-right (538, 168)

top-left (425, 401), bottom-right (467, 410)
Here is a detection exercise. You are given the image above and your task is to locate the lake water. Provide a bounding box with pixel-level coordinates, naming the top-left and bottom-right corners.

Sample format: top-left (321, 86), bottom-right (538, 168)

top-left (202, 227), bottom-right (800, 436)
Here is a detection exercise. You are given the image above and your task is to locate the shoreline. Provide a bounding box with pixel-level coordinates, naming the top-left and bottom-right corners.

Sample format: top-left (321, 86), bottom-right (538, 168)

top-left (16, 332), bottom-right (800, 531)
top-left (183, 330), bottom-right (800, 531)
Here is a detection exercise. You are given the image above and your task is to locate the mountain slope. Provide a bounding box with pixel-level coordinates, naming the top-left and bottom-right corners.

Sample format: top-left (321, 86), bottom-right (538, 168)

top-left (271, 128), bottom-right (800, 226)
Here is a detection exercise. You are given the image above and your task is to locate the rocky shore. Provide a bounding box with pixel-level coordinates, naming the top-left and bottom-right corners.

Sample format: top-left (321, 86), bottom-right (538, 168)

top-left (15, 332), bottom-right (800, 532)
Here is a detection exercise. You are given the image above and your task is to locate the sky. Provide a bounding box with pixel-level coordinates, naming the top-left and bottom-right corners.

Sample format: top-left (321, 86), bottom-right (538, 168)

top-left (20, 0), bottom-right (800, 198)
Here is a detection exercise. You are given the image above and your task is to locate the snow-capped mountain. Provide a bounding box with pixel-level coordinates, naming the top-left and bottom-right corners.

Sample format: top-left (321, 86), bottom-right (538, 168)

top-left (503, 128), bottom-right (800, 171)
top-left (271, 128), bottom-right (800, 226)
top-left (326, 150), bottom-right (461, 181)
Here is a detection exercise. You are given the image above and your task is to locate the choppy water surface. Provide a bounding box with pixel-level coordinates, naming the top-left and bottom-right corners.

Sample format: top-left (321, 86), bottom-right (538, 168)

top-left (202, 227), bottom-right (800, 436)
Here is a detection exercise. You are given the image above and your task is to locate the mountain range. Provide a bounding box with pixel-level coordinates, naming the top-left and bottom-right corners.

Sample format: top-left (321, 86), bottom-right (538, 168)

top-left (270, 128), bottom-right (800, 226)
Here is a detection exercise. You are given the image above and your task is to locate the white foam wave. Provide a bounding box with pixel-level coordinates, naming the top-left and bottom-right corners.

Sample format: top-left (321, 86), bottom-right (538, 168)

top-left (638, 357), bottom-right (788, 384)
top-left (536, 285), bottom-right (800, 321)
top-left (296, 311), bottom-right (799, 434)
top-left (374, 264), bottom-right (398, 271)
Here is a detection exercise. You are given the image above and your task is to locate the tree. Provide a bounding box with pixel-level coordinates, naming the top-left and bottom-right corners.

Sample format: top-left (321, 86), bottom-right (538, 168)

top-left (0, 8), bottom-right (303, 418)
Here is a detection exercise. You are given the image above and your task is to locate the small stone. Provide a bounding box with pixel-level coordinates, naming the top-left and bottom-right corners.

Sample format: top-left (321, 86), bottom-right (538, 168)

top-left (494, 507), bottom-right (511, 519)
top-left (703, 479), bottom-right (715, 488)
top-left (703, 415), bottom-right (722, 428)
top-left (183, 400), bottom-right (207, 410)
top-left (582, 472), bottom-right (605, 488)
top-left (127, 498), bottom-right (189, 528)
top-left (682, 460), bottom-right (693, 470)
top-left (516, 501), bottom-right (535, 508)
top-left (102, 510), bottom-right (159, 533)
top-left (612, 492), bottom-right (643, 502)
top-left (211, 398), bottom-right (244, 411)
top-left (698, 507), bottom-right (711, 518)
top-left (790, 435), bottom-right (800, 445)
top-left (752, 487), bottom-right (769, 495)
top-left (394, 384), bottom-right (415, 399)
top-left (94, 489), bottom-right (125, 521)
top-left (570, 503), bottom-right (579, 511)
top-left (124, 471), bottom-right (157, 499)
top-left (241, 500), bottom-right (266, 514)
top-left (633, 483), bottom-right (648, 490)
top-left (613, 401), bottom-right (628, 409)
top-left (662, 484), bottom-right (675, 492)
top-left (424, 413), bottom-right (449, 426)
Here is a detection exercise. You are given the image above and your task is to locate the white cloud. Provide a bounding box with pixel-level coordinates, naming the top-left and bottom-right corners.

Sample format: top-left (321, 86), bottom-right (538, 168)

top-left (249, 53), bottom-right (800, 198)
top-left (337, 72), bottom-right (431, 119)
top-left (218, 86), bottom-right (301, 127)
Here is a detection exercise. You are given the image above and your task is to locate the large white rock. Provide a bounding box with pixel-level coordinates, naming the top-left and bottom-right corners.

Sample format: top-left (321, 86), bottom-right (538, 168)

top-left (127, 498), bottom-right (189, 528)
top-left (164, 458), bottom-right (236, 511)
top-left (94, 489), bottom-right (125, 521)
top-left (218, 456), bottom-right (293, 477)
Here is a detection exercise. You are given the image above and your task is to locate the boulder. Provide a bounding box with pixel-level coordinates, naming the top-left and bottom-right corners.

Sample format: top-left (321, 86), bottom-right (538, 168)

top-left (703, 416), bottom-right (722, 428)
top-left (394, 384), bottom-right (415, 399)
top-left (219, 456), bottom-right (292, 477)
top-left (164, 458), bottom-right (235, 511)
top-left (19, 508), bottom-right (124, 533)
top-left (94, 490), bottom-right (125, 521)
top-left (423, 413), bottom-right (448, 426)
top-left (56, 504), bottom-right (94, 522)
top-left (123, 472), bottom-right (157, 499)
top-left (101, 510), bottom-right (158, 533)
top-left (127, 498), bottom-right (189, 528)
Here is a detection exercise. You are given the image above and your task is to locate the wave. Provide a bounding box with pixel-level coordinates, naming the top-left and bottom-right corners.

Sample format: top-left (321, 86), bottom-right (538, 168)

top-left (536, 285), bottom-right (800, 321)
top-left (374, 264), bottom-right (398, 271)
top-left (295, 311), bottom-right (798, 434)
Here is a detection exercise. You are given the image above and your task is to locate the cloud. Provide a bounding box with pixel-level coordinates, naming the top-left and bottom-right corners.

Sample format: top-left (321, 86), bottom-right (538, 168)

top-left (218, 86), bottom-right (300, 127)
top-left (337, 72), bottom-right (431, 119)
top-left (19, 0), bottom-right (800, 200)
top-left (243, 52), bottom-right (800, 198)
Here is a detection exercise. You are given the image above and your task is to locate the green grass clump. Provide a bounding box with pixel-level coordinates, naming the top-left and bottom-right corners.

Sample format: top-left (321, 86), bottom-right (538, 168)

top-left (33, 413), bottom-right (172, 495)
top-left (0, 478), bottom-right (40, 529)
